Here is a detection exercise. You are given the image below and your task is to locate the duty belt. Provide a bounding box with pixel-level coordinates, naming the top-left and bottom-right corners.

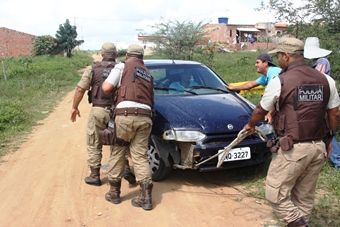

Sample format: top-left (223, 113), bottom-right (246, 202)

top-left (92, 104), bottom-right (112, 109)
top-left (114, 108), bottom-right (152, 118)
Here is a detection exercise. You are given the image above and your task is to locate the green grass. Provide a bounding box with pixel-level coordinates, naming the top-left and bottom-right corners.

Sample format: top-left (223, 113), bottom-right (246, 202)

top-left (212, 52), bottom-right (261, 83)
top-left (1, 50), bottom-right (340, 226)
top-left (0, 51), bottom-right (93, 157)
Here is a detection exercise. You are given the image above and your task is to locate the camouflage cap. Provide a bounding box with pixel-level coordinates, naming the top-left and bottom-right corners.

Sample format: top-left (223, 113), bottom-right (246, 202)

top-left (127, 44), bottom-right (144, 56)
top-left (268, 38), bottom-right (304, 55)
top-left (101, 42), bottom-right (117, 55)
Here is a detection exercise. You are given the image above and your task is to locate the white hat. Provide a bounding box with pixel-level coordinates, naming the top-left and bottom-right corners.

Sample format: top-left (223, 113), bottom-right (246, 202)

top-left (304, 37), bottom-right (332, 59)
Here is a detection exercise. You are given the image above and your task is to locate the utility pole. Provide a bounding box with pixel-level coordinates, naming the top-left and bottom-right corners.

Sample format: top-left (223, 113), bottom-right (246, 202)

top-left (81, 27), bottom-right (83, 50)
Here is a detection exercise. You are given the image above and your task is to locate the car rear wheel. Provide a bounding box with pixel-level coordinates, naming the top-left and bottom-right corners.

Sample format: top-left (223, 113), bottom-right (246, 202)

top-left (148, 140), bottom-right (172, 181)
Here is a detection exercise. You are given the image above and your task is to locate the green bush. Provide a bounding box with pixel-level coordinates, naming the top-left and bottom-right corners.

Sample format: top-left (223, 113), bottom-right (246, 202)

top-left (0, 100), bottom-right (27, 131)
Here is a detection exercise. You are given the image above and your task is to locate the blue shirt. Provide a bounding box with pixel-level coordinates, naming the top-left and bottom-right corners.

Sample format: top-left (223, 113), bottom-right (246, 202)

top-left (169, 81), bottom-right (199, 94)
top-left (255, 66), bottom-right (282, 86)
top-left (312, 57), bottom-right (331, 76)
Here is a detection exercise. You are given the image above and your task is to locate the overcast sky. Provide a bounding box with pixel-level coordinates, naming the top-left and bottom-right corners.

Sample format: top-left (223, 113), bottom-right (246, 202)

top-left (1, 0), bottom-right (290, 50)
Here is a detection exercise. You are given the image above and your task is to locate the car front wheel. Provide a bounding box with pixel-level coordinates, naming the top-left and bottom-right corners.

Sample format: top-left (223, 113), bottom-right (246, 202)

top-left (148, 140), bottom-right (172, 181)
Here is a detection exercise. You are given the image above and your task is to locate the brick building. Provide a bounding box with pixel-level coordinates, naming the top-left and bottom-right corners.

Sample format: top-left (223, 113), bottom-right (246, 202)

top-left (203, 18), bottom-right (287, 50)
top-left (0, 27), bottom-right (37, 58)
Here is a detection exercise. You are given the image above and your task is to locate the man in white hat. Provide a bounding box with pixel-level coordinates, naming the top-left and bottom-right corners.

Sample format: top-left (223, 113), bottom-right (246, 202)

top-left (304, 37), bottom-right (340, 169)
top-left (304, 37), bottom-right (332, 76)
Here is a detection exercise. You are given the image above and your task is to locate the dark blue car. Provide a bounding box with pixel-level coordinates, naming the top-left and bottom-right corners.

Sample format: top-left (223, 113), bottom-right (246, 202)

top-left (145, 60), bottom-right (273, 181)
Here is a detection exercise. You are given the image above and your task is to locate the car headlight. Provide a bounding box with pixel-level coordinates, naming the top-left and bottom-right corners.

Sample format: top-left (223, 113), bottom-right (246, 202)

top-left (163, 130), bottom-right (206, 142)
top-left (257, 123), bottom-right (274, 135)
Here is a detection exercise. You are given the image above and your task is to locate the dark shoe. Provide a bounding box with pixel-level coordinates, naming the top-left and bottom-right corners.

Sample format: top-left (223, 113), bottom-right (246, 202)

top-left (84, 167), bottom-right (101, 186)
top-left (131, 183), bottom-right (153, 210)
top-left (105, 180), bottom-right (121, 204)
top-left (288, 216), bottom-right (309, 227)
top-left (123, 169), bottom-right (136, 184)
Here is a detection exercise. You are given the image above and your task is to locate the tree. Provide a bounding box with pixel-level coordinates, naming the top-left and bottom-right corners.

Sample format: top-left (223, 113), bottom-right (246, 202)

top-left (268, 0), bottom-right (340, 37)
top-left (149, 18), bottom-right (210, 61)
top-left (32, 35), bottom-right (56, 56)
top-left (266, 0), bottom-right (340, 78)
top-left (55, 19), bottom-right (84, 58)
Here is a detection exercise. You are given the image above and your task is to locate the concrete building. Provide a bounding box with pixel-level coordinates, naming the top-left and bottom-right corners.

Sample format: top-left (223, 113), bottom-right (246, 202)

top-left (203, 17), bottom-right (287, 50)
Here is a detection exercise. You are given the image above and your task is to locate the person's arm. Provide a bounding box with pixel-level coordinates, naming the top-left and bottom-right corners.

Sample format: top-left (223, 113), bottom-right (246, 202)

top-left (264, 109), bottom-right (276, 124)
top-left (326, 107), bottom-right (339, 157)
top-left (102, 63), bottom-right (123, 94)
top-left (102, 81), bottom-right (115, 94)
top-left (226, 80), bottom-right (259, 91)
top-left (245, 76), bottom-right (280, 133)
top-left (324, 75), bottom-right (340, 156)
top-left (70, 86), bottom-right (86, 122)
top-left (244, 104), bottom-right (268, 134)
top-left (327, 107), bottom-right (339, 131)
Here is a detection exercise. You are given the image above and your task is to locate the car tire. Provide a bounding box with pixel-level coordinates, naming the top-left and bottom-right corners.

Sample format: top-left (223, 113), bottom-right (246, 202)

top-left (148, 140), bottom-right (173, 182)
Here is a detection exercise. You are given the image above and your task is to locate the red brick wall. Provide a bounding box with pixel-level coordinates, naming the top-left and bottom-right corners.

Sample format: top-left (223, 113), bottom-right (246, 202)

top-left (0, 27), bottom-right (37, 58)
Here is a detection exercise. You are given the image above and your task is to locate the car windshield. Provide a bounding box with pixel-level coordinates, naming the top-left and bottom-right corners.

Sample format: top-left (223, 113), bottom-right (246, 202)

top-left (147, 63), bottom-right (228, 95)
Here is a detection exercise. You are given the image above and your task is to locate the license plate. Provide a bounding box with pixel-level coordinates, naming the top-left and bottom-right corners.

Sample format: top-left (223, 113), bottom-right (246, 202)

top-left (218, 147), bottom-right (251, 162)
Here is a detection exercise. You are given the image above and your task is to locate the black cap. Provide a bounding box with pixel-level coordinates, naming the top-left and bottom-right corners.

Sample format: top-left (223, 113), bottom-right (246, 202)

top-left (256, 53), bottom-right (276, 67)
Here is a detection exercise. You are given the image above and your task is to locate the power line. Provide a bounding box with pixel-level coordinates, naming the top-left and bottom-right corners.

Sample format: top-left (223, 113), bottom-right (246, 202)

top-left (74, 8), bottom-right (262, 24)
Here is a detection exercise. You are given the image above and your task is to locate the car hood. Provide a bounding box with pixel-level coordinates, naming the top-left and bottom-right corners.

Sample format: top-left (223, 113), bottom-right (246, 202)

top-left (154, 93), bottom-right (253, 134)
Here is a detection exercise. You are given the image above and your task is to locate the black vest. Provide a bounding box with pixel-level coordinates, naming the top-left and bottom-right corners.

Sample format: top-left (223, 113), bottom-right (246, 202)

top-left (273, 60), bottom-right (330, 142)
top-left (91, 58), bottom-right (116, 108)
top-left (116, 58), bottom-right (154, 107)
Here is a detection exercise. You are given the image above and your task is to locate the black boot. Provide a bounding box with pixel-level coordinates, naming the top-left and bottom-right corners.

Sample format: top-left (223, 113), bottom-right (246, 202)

top-left (288, 216), bottom-right (309, 227)
top-left (131, 183), bottom-right (153, 210)
top-left (84, 167), bottom-right (101, 186)
top-left (105, 180), bottom-right (121, 204)
top-left (123, 160), bottom-right (136, 184)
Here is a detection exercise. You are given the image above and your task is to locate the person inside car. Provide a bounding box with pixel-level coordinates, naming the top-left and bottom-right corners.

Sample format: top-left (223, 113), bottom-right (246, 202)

top-left (169, 69), bottom-right (199, 94)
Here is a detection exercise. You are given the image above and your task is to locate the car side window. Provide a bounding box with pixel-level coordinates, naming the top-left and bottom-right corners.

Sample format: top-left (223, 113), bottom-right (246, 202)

top-left (150, 69), bottom-right (168, 94)
top-left (150, 68), bottom-right (165, 82)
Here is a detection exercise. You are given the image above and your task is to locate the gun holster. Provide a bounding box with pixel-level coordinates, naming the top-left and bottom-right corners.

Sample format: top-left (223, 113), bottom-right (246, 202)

top-left (100, 119), bottom-right (116, 145)
top-left (267, 136), bottom-right (279, 153)
top-left (279, 135), bottom-right (294, 151)
top-left (87, 90), bottom-right (92, 104)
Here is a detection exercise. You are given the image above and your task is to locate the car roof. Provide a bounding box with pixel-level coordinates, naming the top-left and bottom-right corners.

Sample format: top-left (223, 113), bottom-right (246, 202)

top-left (144, 59), bottom-right (203, 66)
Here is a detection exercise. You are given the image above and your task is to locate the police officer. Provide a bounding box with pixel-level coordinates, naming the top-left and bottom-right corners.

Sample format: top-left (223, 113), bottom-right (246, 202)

top-left (102, 44), bottom-right (154, 210)
top-left (70, 42), bottom-right (136, 186)
top-left (243, 38), bottom-right (340, 227)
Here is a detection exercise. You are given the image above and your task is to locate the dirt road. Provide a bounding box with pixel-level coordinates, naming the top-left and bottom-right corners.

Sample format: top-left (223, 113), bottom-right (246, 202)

top-left (0, 55), bottom-right (276, 227)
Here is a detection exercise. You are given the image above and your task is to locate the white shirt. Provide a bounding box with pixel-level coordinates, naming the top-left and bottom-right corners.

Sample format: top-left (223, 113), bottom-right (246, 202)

top-left (260, 74), bottom-right (340, 112)
top-left (105, 62), bottom-right (151, 110)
